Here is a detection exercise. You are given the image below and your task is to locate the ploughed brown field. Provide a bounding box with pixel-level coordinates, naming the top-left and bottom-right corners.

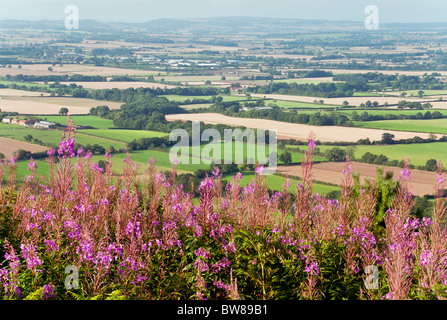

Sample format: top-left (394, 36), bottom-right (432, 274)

top-left (165, 113), bottom-right (434, 142)
top-left (278, 162), bottom-right (438, 197)
top-left (0, 137), bottom-right (49, 160)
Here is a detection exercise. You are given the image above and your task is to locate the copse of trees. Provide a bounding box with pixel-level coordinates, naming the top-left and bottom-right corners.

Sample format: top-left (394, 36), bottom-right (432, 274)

top-left (351, 110), bottom-right (442, 121)
top-left (3, 74), bottom-right (106, 82)
top-left (333, 72), bottom-right (446, 91)
top-left (246, 81), bottom-right (368, 98)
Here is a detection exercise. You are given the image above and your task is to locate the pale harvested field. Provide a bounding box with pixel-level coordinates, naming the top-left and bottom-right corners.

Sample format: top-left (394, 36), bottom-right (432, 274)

top-left (0, 96), bottom-right (122, 115)
top-left (278, 162), bottom-right (438, 197)
top-left (165, 113), bottom-right (434, 142)
top-left (0, 137), bottom-right (49, 159)
top-left (57, 81), bottom-right (178, 90)
top-left (290, 68), bottom-right (447, 77)
top-left (242, 93), bottom-right (432, 107)
top-left (0, 64), bottom-right (157, 77)
top-left (0, 89), bottom-right (50, 97)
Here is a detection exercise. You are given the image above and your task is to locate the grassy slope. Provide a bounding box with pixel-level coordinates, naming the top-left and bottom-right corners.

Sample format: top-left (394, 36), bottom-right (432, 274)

top-left (354, 119), bottom-right (447, 135)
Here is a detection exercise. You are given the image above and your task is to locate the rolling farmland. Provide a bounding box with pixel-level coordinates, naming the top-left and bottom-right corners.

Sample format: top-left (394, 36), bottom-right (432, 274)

top-left (166, 113), bottom-right (436, 142)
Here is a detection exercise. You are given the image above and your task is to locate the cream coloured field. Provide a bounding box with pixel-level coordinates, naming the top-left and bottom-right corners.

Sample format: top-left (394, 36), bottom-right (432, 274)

top-left (0, 64), bottom-right (157, 77)
top-left (0, 88), bottom-right (51, 97)
top-left (0, 96), bottom-right (122, 115)
top-left (57, 81), bottom-right (178, 90)
top-left (165, 113), bottom-right (435, 142)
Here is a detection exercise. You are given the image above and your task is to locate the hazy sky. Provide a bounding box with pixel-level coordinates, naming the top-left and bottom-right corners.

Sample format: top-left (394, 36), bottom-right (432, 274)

top-left (0, 0), bottom-right (445, 23)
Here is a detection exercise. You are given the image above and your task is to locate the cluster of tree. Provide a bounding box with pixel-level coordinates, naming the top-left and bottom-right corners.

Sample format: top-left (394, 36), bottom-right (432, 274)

top-left (351, 110), bottom-right (443, 122)
top-left (124, 36), bottom-right (174, 44)
top-left (332, 72), bottom-right (446, 91)
top-left (87, 86), bottom-right (227, 103)
top-left (246, 81), bottom-right (369, 98)
top-left (356, 132), bottom-right (442, 146)
top-left (173, 163), bottom-right (239, 196)
top-left (240, 75), bottom-right (274, 81)
top-left (3, 74), bottom-right (106, 82)
top-left (222, 105), bottom-right (350, 126)
top-left (14, 149), bottom-right (47, 161)
top-left (359, 152), bottom-right (397, 166)
top-left (192, 40), bottom-right (238, 47)
top-left (397, 101), bottom-right (433, 110)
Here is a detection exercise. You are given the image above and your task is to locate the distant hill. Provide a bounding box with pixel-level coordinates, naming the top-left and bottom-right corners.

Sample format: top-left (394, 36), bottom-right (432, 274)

top-left (1, 17), bottom-right (447, 34)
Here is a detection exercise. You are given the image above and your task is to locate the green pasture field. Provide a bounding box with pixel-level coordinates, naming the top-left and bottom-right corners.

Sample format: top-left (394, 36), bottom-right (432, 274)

top-left (353, 92), bottom-right (384, 97)
top-left (389, 90), bottom-right (447, 97)
top-left (313, 142), bottom-right (447, 167)
top-left (222, 171), bottom-right (339, 195)
top-left (0, 80), bottom-right (49, 89)
top-left (40, 115), bottom-right (115, 129)
top-left (187, 141), bottom-right (327, 165)
top-left (80, 129), bottom-right (169, 143)
top-left (353, 118), bottom-right (447, 135)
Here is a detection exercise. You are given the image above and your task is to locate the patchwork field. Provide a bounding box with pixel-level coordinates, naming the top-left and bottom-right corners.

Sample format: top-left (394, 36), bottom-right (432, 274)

top-left (187, 140), bottom-right (326, 165)
top-left (0, 123), bottom-right (126, 150)
top-left (222, 171), bottom-right (339, 195)
top-left (278, 161), bottom-right (438, 197)
top-left (165, 113), bottom-right (435, 142)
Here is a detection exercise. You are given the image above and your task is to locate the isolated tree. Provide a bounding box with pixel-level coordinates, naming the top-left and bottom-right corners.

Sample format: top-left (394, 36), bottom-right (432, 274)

top-left (381, 133), bottom-right (395, 145)
top-left (345, 145), bottom-right (357, 160)
top-left (59, 107), bottom-right (69, 116)
top-left (418, 90), bottom-right (425, 98)
top-left (324, 147), bottom-right (346, 162)
top-left (24, 134), bottom-right (33, 142)
top-left (279, 151), bottom-right (292, 165)
top-left (0, 153), bottom-right (4, 160)
top-left (425, 159), bottom-right (438, 172)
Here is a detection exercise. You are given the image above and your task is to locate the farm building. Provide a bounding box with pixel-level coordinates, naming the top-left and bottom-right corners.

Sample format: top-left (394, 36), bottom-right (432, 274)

top-left (10, 118), bottom-right (19, 125)
top-left (34, 121), bottom-right (56, 129)
top-left (2, 117), bottom-right (11, 124)
top-left (18, 119), bottom-right (35, 127)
